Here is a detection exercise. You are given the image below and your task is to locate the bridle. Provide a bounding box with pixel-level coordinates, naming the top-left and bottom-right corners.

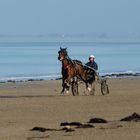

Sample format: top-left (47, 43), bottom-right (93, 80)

top-left (58, 48), bottom-right (68, 61)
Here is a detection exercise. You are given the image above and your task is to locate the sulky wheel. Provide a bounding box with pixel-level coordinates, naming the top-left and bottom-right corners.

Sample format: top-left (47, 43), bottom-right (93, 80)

top-left (101, 79), bottom-right (109, 95)
top-left (71, 77), bottom-right (79, 96)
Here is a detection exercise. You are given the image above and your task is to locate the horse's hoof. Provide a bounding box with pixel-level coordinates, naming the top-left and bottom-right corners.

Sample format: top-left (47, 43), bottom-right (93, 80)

top-left (87, 87), bottom-right (91, 92)
top-left (66, 90), bottom-right (69, 94)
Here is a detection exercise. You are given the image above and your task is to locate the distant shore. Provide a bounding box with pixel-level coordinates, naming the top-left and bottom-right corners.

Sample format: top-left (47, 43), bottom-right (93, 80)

top-left (1, 36), bottom-right (140, 44)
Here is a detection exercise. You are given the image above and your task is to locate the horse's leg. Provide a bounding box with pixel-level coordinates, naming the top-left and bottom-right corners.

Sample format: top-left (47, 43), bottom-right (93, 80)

top-left (79, 74), bottom-right (91, 93)
top-left (83, 82), bottom-right (90, 91)
top-left (64, 80), bottom-right (70, 94)
top-left (80, 75), bottom-right (95, 95)
top-left (65, 77), bottom-right (72, 94)
top-left (61, 78), bottom-right (65, 94)
top-left (61, 73), bottom-right (71, 94)
top-left (61, 82), bottom-right (69, 94)
top-left (60, 76), bottom-right (69, 94)
top-left (61, 69), bottom-right (70, 94)
top-left (64, 67), bottom-right (76, 94)
top-left (85, 72), bottom-right (96, 95)
top-left (81, 82), bottom-right (91, 96)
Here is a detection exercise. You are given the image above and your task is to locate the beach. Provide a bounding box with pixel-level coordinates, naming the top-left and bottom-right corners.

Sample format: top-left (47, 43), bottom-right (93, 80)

top-left (0, 78), bottom-right (140, 140)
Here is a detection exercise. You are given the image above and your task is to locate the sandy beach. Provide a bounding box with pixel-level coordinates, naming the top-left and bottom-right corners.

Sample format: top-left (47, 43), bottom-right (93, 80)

top-left (0, 78), bottom-right (140, 140)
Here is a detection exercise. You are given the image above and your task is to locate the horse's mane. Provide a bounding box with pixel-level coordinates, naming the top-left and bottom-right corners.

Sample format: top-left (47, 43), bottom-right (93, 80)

top-left (67, 59), bottom-right (83, 67)
top-left (73, 59), bottom-right (82, 64)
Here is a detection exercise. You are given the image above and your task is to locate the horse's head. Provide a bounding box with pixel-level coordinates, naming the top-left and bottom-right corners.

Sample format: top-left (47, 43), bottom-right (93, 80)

top-left (58, 47), bottom-right (68, 61)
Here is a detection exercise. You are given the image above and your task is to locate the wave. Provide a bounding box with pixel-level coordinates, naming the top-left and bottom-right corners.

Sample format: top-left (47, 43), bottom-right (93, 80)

top-left (0, 74), bottom-right (62, 83)
top-left (101, 70), bottom-right (140, 78)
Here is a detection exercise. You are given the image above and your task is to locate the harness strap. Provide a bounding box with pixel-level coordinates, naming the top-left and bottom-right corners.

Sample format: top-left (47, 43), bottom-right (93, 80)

top-left (65, 64), bottom-right (70, 69)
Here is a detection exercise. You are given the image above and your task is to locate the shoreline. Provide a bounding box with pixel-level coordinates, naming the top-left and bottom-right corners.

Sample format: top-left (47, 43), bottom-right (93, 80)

top-left (0, 72), bottom-right (140, 83)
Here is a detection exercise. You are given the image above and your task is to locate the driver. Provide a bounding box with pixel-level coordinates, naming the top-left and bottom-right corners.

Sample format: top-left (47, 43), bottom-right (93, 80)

top-left (85, 55), bottom-right (98, 71)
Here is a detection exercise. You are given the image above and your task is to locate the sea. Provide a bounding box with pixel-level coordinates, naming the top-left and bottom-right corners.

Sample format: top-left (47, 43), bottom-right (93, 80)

top-left (0, 42), bottom-right (140, 82)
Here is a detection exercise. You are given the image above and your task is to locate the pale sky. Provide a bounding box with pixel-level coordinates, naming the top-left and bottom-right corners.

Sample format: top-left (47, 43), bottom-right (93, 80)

top-left (0, 0), bottom-right (140, 38)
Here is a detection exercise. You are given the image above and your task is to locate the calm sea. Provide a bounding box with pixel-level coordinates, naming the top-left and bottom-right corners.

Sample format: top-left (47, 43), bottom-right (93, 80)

top-left (0, 42), bottom-right (140, 82)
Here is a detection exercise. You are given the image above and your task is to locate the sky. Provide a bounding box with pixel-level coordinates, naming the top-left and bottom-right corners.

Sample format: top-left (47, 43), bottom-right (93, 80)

top-left (0, 0), bottom-right (140, 38)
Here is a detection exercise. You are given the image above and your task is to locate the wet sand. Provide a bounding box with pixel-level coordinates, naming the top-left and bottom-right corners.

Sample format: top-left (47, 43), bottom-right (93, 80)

top-left (0, 78), bottom-right (140, 140)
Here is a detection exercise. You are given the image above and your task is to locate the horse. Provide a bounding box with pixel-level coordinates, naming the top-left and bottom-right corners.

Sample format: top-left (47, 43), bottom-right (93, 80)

top-left (58, 47), bottom-right (96, 95)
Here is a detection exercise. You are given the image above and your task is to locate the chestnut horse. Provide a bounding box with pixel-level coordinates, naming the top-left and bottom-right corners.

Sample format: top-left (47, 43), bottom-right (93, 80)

top-left (58, 47), bottom-right (96, 95)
